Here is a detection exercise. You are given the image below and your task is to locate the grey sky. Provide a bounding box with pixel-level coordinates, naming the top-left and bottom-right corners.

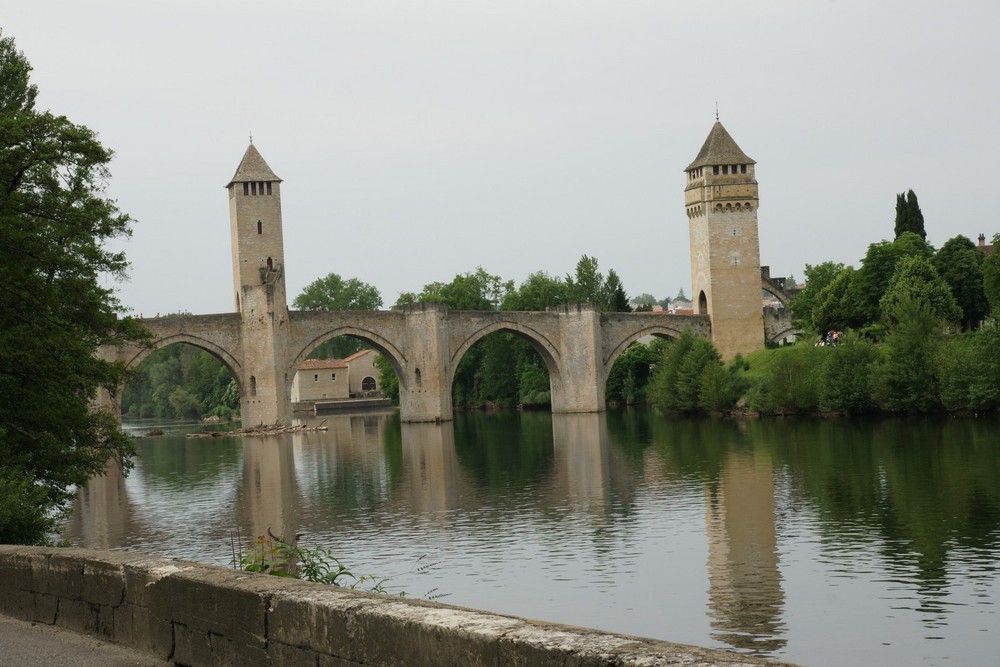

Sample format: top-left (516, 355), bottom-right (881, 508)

top-left (6, 0), bottom-right (999, 315)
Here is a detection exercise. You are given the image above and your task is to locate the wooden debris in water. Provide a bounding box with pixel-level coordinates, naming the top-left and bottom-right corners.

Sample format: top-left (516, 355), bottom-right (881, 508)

top-left (186, 420), bottom-right (327, 438)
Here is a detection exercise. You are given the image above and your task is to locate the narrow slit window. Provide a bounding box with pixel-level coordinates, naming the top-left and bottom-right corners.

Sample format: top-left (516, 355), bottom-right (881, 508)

top-left (266, 182), bottom-right (272, 195)
top-left (251, 182), bottom-right (257, 195)
top-left (243, 182), bottom-right (249, 196)
top-left (257, 221), bottom-right (263, 234)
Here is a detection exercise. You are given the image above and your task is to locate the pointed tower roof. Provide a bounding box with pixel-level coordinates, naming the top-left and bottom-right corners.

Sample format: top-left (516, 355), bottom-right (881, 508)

top-left (226, 144), bottom-right (282, 187)
top-left (685, 121), bottom-right (755, 170)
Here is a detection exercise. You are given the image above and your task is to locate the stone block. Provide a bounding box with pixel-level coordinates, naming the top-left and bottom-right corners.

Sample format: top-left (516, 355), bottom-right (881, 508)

top-left (268, 589), bottom-right (365, 658)
top-left (82, 560), bottom-right (126, 607)
top-left (350, 598), bottom-right (517, 666)
top-left (269, 641), bottom-right (321, 667)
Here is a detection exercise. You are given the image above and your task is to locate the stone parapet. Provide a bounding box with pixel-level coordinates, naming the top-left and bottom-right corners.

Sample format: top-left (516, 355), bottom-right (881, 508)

top-left (0, 546), bottom-right (798, 666)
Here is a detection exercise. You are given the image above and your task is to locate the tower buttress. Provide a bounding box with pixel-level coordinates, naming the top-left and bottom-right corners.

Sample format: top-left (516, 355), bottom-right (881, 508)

top-left (684, 121), bottom-right (764, 359)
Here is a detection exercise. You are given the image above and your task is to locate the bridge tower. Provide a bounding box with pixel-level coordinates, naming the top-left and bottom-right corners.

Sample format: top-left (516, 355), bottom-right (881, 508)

top-left (684, 121), bottom-right (764, 359)
top-left (226, 144), bottom-right (291, 424)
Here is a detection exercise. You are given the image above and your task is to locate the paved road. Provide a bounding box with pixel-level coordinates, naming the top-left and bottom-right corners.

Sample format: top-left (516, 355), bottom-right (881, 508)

top-left (0, 615), bottom-right (170, 666)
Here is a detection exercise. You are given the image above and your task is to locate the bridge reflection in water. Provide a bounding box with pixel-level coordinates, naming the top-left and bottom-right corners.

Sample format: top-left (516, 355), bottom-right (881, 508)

top-left (64, 411), bottom-right (784, 656)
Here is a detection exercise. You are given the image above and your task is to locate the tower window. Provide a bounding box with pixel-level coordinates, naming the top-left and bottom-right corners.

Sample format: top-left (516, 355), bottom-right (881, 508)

top-left (251, 182), bottom-right (257, 195)
top-left (266, 182), bottom-right (272, 195)
top-left (250, 376), bottom-right (257, 396)
top-left (713, 166), bottom-right (719, 175)
top-left (243, 182), bottom-right (249, 196)
top-left (257, 221), bottom-right (263, 234)
top-left (722, 165), bottom-right (729, 175)
top-left (741, 165), bottom-right (747, 174)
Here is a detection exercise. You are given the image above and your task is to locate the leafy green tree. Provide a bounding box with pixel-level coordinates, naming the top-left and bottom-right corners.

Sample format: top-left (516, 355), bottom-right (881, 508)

top-left (879, 255), bottom-right (961, 327)
top-left (602, 269), bottom-right (631, 312)
top-left (294, 273), bottom-right (382, 311)
top-left (606, 342), bottom-right (659, 404)
top-left (789, 261), bottom-right (846, 332)
top-left (745, 346), bottom-right (822, 414)
top-left (983, 233), bottom-right (1000, 316)
top-left (294, 273), bottom-right (383, 359)
top-left (932, 236), bottom-right (988, 330)
top-left (894, 189), bottom-right (926, 240)
top-left (936, 325), bottom-right (1000, 412)
top-left (871, 295), bottom-right (942, 413)
top-left (565, 255), bottom-right (631, 311)
top-left (812, 268), bottom-right (862, 333)
top-left (502, 271), bottom-right (570, 311)
top-left (566, 255), bottom-right (604, 305)
top-left (818, 332), bottom-right (879, 414)
top-left (401, 267), bottom-right (512, 311)
top-left (648, 333), bottom-right (728, 413)
top-left (0, 33), bottom-right (145, 544)
top-left (630, 292), bottom-right (658, 309)
top-left (850, 232), bottom-right (934, 325)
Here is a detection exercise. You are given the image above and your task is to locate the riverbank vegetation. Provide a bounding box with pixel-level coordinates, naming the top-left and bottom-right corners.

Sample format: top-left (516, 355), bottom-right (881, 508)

top-left (0, 33), bottom-right (143, 544)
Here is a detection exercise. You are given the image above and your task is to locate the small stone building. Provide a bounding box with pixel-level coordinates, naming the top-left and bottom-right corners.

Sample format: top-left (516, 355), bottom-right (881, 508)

top-left (291, 349), bottom-right (381, 402)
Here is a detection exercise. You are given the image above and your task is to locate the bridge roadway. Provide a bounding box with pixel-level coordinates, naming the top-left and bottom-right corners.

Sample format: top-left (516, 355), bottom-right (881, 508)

top-left (100, 303), bottom-right (712, 423)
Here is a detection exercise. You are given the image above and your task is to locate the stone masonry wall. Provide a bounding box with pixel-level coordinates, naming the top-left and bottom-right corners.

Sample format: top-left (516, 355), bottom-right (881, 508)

top-left (0, 546), bottom-right (799, 667)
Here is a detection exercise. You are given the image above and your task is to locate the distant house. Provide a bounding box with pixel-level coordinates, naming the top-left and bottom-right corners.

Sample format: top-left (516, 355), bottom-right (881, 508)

top-left (291, 349), bottom-right (381, 403)
top-left (978, 233), bottom-right (995, 256)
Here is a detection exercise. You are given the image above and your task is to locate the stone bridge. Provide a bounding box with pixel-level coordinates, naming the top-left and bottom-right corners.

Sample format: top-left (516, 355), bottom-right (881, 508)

top-left (103, 303), bottom-right (711, 423)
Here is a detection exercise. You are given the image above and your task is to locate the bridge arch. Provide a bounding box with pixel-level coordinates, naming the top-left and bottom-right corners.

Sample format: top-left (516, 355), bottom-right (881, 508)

top-left (449, 320), bottom-right (563, 404)
top-left (117, 334), bottom-right (246, 417)
top-left (126, 334), bottom-right (245, 395)
top-left (766, 325), bottom-right (800, 346)
top-left (288, 326), bottom-right (409, 396)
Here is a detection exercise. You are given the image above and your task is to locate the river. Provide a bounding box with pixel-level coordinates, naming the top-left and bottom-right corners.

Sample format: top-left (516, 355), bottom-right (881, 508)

top-left (63, 409), bottom-right (999, 666)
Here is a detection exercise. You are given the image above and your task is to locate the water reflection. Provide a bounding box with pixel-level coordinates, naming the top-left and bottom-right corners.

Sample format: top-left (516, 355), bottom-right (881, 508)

top-left (705, 449), bottom-right (785, 652)
top-left (62, 410), bottom-right (1000, 667)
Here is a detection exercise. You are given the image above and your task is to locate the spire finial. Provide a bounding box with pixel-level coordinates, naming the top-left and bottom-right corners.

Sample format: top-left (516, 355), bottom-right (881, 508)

top-left (715, 103), bottom-right (719, 122)
top-left (249, 131), bottom-right (253, 145)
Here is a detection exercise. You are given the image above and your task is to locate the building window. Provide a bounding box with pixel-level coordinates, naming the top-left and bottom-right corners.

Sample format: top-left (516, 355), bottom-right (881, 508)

top-left (713, 166), bottom-right (719, 175)
top-left (243, 182), bottom-right (249, 196)
top-left (257, 220), bottom-right (262, 234)
top-left (266, 182), bottom-right (272, 195)
top-left (722, 165), bottom-right (729, 175)
top-left (331, 373), bottom-right (337, 381)
top-left (741, 164), bottom-right (747, 174)
top-left (250, 376), bottom-right (257, 396)
top-left (415, 368), bottom-right (422, 387)
top-left (251, 182), bottom-right (257, 195)
top-left (313, 374), bottom-right (319, 382)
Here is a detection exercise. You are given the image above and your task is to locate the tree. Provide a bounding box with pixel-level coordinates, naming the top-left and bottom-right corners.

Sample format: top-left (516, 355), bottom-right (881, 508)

top-left (871, 295), bottom-right (942, 413)
top-left (0, 33), bottom-right (144, 544)
top-left (293, 273), bottom-right (382, 311)
top-left (565, 255), bottom-right (631, 311)
top-left (602, 269), bottom-right (631, 312)
top-left (503, 272), bottom-right (570, 311)
top-left (630, 292), bottom-right (658, 309)
top-left (788, 261), bottom-right (846, 333)
top-left (850, 232), bottom-right (933, 325)
top-left (566, 255), bottom-right (604, 305)
top-left (293, 273), bottom-right (382, 358)
top-left (983, 233), bottom-right (1000, 316)
top-left (894, 189), bottom-right (926, 240)
top-left (812, 267), bottom-right (862, 333)
top-left (879, 255), bottom-right (961, 327)
top-left (932, 235), bottom-right (988, 330)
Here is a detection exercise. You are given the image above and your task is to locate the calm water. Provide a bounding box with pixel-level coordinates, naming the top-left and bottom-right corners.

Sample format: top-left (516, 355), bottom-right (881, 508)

top-left (64, 410), bottom-right (1000, 667)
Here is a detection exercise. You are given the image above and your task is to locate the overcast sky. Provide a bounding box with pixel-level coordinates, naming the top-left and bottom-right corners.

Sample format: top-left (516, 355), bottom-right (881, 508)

top-left (6, 0), bottom-right (999, 315)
